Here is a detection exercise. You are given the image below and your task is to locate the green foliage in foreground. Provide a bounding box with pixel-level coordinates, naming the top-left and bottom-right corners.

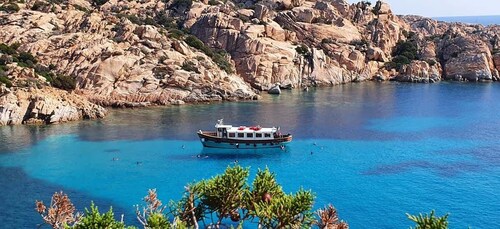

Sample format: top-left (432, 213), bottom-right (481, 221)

top-left (407, 210), bottom-right (449, 229)
top-left (36, 165), bottom-right (454, 228)
top-left (72, 202), bottom-right (134, 229)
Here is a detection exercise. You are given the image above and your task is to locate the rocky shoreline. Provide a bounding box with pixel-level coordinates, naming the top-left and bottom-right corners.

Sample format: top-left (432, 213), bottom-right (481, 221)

top-left (1, 0), bottom-right (499, 125)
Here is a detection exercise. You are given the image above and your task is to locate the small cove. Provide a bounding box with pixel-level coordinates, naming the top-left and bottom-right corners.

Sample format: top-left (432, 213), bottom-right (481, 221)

top-left (1, 82), bottom-right (499, 228)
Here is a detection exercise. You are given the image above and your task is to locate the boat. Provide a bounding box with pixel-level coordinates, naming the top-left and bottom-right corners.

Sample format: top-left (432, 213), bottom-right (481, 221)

top-left (197, 119), bottom-right (292, 149)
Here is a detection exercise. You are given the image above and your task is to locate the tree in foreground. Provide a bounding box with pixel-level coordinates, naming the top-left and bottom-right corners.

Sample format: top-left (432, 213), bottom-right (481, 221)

top-left (73, 202), bottom-right (133, 229)
top-left (35, 165), bottom-right (350, 228)
top-left (35, 191), bottom-right (81, 228)
top-left (407, 210), bottom-right (449, 229)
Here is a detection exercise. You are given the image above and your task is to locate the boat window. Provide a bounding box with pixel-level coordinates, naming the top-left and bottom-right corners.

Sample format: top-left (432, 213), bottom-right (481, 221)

top-left (247, 133), bottom-right (254, 138)
top-left (238, 133), bottom-right (244, 138)
top-left (264, 133), bottom-right (271, 138)
top-left (229, 133), bottom-right (235, 138)
top-left (256, 133), bottom-right (262, 138)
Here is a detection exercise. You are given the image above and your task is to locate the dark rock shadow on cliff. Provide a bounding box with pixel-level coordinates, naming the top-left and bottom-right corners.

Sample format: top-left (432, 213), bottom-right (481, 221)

top-left (0, 167), bottom-right (132, 228)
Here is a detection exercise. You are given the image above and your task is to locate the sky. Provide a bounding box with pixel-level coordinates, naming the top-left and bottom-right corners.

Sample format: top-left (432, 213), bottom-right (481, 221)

top-left (347, 0), bottom-right (500, 17)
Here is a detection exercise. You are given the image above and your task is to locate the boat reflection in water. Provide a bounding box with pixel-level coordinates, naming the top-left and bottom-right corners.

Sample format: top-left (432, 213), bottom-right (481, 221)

top-left (196, 146), bottom-right (288, 161)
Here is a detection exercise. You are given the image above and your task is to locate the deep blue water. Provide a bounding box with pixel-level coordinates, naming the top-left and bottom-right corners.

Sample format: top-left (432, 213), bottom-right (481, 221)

top-left (1, 82), bottom-right (500, 228)
top-left (434, 15), bottom-right (500, 25)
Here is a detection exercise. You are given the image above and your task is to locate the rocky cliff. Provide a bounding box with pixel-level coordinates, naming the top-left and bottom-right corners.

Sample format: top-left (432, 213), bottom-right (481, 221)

top-left (0, 0), bottom-right (499, 125)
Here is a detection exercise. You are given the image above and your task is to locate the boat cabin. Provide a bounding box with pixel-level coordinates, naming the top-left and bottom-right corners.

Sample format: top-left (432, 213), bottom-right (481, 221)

top-left (214, 119), bottom-right (279, 140)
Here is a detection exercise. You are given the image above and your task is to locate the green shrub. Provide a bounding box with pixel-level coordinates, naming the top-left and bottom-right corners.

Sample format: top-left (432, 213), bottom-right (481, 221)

top-left (52, 74), bottom-right (76, 90)
top-left (392, 40), bottom-right (418, 60)
top-left (15, 52), bottom-right (37, 68)
top-left (0, 3), bottom-right (20, 13)
top-left (0, 43), bottom-right (17, 55)
top-left (31, 1), bottom-right (47, 11)
top-left (385, 55), bottom-right (410, 70)
top-left (0, 76), bottom-right (12, 88)
top-left (167, 28), bottom-right (185, 39)
top-left (184, 35), bottom-right (233, 73)
top-left (386, 40), bottom-right (419, 70)
top-left (321, 38), bottom-right (334, 44)
top-left (181, 60), bottom-right (200, 73)
top-left (350, 39), bottom-right (369, 47)
top-left (35, 64), bottom-right (55, 82)
top-left (143, 17), bottom-right (156, 26)
top-left (426, 59), bottom-right (437, 66)
top-left (212, 52), bottom-right (232, 74)
top-left (0, 64), bottom-right (8, 72)
top-left (145, 213), bottom-right (171, 228)
top-left (295, 44), bottom-right (309, 55)
top-left (91, 0), bottom-right (108, 6)
top-left (208, 0), bottom-right (219, 5)
top-left (154, 12), bottom-right (179, 30)
top-left (73, 4), bottom-right (90, 13)
top-left (407, 210), bottom-right (449, 229)
top-left (185, 35), bottom-right (205, 51)
top-left (116, 13), bottom-right (143, 25)
top-left (74, 202), bottom-right (132, 229)
top-left (169, 0), bottom-right (193, 13)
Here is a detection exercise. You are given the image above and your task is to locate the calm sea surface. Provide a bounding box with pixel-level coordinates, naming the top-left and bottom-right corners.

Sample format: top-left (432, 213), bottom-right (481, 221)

top-left (1, 82), bottom-right (500, 228)
top-left (434, 15), bottom-right (500, 25)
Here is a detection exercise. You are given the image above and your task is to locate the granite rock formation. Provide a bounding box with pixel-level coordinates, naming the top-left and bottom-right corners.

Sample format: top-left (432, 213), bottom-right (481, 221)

top-left (1, 0), bottom-right (499, 125)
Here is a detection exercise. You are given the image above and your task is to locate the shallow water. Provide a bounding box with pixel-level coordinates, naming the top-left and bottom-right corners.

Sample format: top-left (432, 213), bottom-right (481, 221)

top-left (1, 82), bottom-right (499, 228)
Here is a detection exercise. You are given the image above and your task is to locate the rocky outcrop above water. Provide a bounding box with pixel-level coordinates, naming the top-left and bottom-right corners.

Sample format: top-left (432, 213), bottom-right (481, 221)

top-left (0, 86), bottom-right (106, 125)
top-left (395, 60), bottom-right (441, 83)
top-left (1, 0), bottom-right (499, 125)
top-left (0, 1), bottom-right (256, 107)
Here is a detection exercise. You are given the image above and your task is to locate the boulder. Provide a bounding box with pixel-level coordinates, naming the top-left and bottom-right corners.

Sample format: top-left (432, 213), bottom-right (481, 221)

top-left (268, 84), bottom-right (281, 94)
top-left (254, 4), bottom-right (269, 21)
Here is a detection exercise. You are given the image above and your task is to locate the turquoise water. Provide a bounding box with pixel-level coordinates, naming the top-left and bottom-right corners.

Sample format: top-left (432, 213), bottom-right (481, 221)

top-left (1, 82), bottom-right (500, 228)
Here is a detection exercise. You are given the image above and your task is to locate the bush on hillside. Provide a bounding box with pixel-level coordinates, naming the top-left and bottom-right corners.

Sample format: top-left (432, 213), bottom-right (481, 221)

top-left (0, 43), bottom-right (17, 55)
top-left (184, 35), bottom-right (233, 73)
top-left (181, 60), bottom-right (200, 73)
top-left (16, 52), bottom-right (38, 68)
top-left (169, 0), bottom-right (193, 13)
top-left (386, 40), bottom-right (419, 70)
top-left (0, 3), bottom-right (20, 13)
top-left (91, 0), bottom-right (108, 6)
top-left (0, 76), bottom-right (12, 88)
top-left (52, 74), bottom-right (76, 90)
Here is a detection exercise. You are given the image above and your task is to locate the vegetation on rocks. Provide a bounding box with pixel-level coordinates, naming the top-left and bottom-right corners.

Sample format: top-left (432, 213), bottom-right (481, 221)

top-left (0, 76), bottom-right (12, 88)
top-left (386, 40), bottom-right (419, 70)
top-left (185, 35), bottom-right (233, 73)
top-left (0, 43), bottom-right (76, 90)
top-left (91, 0), bottom-right (109, 7)
top-left (181, 60), bottom-right (200, 73)
top-left (0, 2), bottom-right (20, 13)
